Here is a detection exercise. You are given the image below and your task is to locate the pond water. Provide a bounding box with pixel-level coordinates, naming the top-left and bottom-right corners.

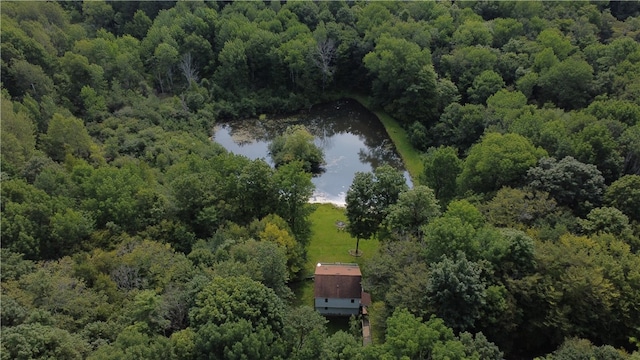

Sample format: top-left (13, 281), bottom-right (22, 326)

top-left (212, 99), bottom-right (410, 206)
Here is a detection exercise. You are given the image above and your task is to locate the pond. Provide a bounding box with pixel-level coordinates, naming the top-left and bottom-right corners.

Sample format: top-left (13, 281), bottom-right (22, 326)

top-left (212, 99), bottom-right (411, 206)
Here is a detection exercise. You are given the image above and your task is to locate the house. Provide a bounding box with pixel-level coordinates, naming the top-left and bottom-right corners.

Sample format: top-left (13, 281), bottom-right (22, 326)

top-left (314, 262), bottom-right (368, 316)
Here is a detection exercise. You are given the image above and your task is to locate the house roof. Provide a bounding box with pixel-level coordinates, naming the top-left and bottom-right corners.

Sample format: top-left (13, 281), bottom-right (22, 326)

top-left (314, 263), bottom-right (362, 299)
top-left (314, 263), bottom-right (362, 276)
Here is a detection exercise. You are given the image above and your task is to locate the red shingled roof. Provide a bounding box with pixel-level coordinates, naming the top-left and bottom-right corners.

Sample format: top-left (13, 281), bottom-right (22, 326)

top-left (314, 263), bottom-right (362, 299)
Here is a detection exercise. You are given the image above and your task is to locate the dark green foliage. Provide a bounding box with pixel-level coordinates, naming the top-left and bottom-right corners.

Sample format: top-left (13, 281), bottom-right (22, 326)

top-left (363, 35), bottom-right (439, 125)
top-left (528, 156), bottom-right (606, 216)
top-left (3, 2), bottom-right (640, 359)
top-left (605, 175), bottom-right (640, 222)
top-left (284, 306), bottom-right (327, 359)
top-left (426, 255), bottom-right (488, 332)
top-left (431, 103), bottom-right (487, 153)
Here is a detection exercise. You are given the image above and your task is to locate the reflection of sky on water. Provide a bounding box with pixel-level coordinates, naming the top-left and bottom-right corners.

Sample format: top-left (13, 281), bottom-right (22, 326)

top-left (212, 99), bottom-right (410, 206)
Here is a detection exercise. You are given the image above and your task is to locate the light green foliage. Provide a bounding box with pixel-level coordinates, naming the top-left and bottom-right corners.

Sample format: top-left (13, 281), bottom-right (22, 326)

top-left (169, 328), bottom-right (195, 360)
top-left (363, 240), bottom-right (424, 304)
top-left (521, 234), bottom-right (640, 349)
top-left (49, 208), bottom-right (95, 255)
top-left (88, 326), bottom-right (171, 360)
top-left (363, 34), bottom-right (439, 124)
top-left (384, 261), bottom-right (430, 319)
top-left (0, 95), bottom-right (36, 175)
top-left (486, 89), bottom-right (529, 130)
top-left (580, 207), bottom-right (635, 247)
top-left (453, 20), bottom-right (492, 47)
top-left (272, 161), bottom-right (315, 245)
top-left (459, 332), bottom-right (504, 360)
top-left (1, 179), bottom-right (57, 259)
top-left (467, 70), bottom-right (505, 104)
top-left (152, 43), bottom-right (179, 93)
top-left (458, 132), bottom-right (547, 195)
top-left (540, 337), bottom-right (627, 360)
top-left (422, 200), bottom-right (485, 263)
top-left (3, 2), bottom-right (640, 359)
top-left (193, 319), bottom-right (285, 360)
top-left (494, 228), bottom-right (536, 279)
top-left (384, 185), bottom-right (441, 241)
top-left (322, 330), bottom-right (362, 360)
top-left (80, 85), bottom-right (107, 120)
top-left (58, 51), bottom-right (106, 108)
top-left (0, 249), bottom-right (35, 282)
top-left (130, 290), bottom-right (170, 335)
top-left (79, 163), bottom-right (164, 232)
top-left (42, 113), bottom-right (95, 162)
top-left (491, 18), bottom-right (524, 48)
top-left (258, 221), bottom-right (302, 279)
top-left (269, 125), bottom-right (324, 173)
top-left (346, 165), bottom-right (408, 250)
top-left (363, 308), bottom-right (498, 360)
top-left (189, 276), bottom-right (285, 332)
top-left (6, 258), bottom-right (110, 333)
top-left (124, 10), bottom-right (152, 39)
top-left (346, 171), bottom-right (378, 246)
top-left (586, 99), bottom-right (640, 126)
top-left (482, 187), bottom-right (558, 229)
top-left (421, 146), bottom-right (462, 205)
top-left (108, 239), bottom-right (195, 292)
top-left (229, 240), bottom-right (291, 297)
top-left (1, 323), bottom-right (90, 360)
top-left (536, 28), bottom-right (575, 60)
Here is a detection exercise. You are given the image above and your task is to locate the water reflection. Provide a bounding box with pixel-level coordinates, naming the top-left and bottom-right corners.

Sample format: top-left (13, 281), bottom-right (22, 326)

top-left (212, 99), bottom-right (410, 205)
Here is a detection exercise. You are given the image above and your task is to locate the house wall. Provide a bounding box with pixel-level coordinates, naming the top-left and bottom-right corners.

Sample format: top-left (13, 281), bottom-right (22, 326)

top-left (315, 297), bottom-right (360, 316)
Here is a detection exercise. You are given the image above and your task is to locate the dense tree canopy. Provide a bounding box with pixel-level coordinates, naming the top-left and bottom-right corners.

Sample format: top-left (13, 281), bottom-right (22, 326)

top-left (2, 2), bottom-right (640, 359)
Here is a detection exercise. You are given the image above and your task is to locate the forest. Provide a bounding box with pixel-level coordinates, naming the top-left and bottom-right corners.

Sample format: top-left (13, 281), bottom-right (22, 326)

top-left (2, 1), bottom-right (640, 359)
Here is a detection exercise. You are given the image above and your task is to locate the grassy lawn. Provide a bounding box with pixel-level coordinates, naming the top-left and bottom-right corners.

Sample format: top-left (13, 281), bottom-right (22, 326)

top-left (291, 203), bottom-right (379, 308)
top-left (347, 94), bottom-right (424, 185)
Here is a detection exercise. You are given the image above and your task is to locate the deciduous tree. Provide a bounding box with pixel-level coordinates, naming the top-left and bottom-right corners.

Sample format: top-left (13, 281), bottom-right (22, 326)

top-left (527, 156), bottom-right (606, 216)
top-left (269, 125), bottom-right (324, 173)
top-left (384, 185), bottom-right (441, 241)
top-left (421, 146), bottom-right (462, 205)
top-left (458, 133), bottom-right (547, 195)
top-left (346, 165), bottom-right (408, 253)
top-left (605, 175), bottom-right (640, 222)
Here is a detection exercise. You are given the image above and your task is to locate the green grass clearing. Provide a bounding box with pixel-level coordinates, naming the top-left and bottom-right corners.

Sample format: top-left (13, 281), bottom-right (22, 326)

top-left (291, 203), bottom-right (379, 308)
top-left (347, 93), bottom-right (424, 185)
